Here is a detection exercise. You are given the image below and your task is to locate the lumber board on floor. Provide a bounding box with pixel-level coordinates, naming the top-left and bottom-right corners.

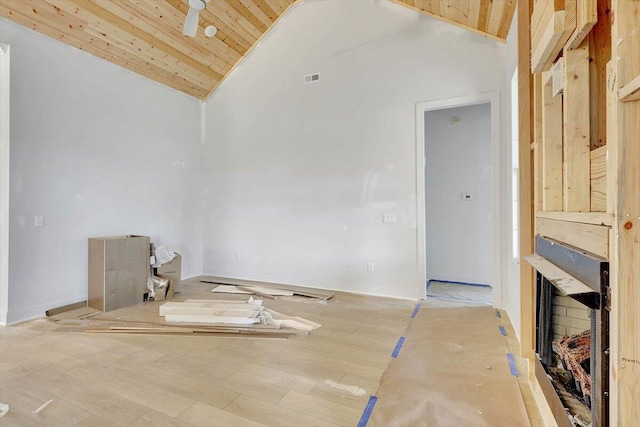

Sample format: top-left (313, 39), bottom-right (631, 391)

top-left (202, 276), bottom-right (334, 300)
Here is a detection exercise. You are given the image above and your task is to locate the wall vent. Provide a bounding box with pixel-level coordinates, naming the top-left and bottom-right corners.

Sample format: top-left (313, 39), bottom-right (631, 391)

top-left (303, 73), bottom-right (320, 84)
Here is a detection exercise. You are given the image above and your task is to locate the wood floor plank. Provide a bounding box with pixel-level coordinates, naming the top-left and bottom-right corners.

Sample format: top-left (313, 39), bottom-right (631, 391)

top-left (126, 410), bottom-right (192, 427)
top-left (20, 369), bottom-right (149, 426)
top-left (185, 348), bottom-right (317, 394)
top-left (309, 374), bottom-right (379, 410)
top-left (74, 415), bottom-right (119, 427)
top-left (0, 277), bottom-right (539, 427)
top-left (278, 390), bottom-right (363, 425)
top-left (224, 394), bottom-right (340, 427)
top-left (0, 376), bottom-right (91, 427)
top-left (91, 375), bottom-right (196, 417)
top-left (103, 355), bottom-right (241, 409)
top-left (177, 401), bottom-right (265, 427)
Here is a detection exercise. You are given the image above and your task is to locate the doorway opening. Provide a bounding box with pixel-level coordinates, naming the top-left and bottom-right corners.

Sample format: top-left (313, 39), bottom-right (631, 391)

top-left (415, 93), bottom-right (502, 307)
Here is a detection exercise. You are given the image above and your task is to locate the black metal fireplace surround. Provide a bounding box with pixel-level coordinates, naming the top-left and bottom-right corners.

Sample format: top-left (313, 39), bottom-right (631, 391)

top-left (533, 236), bottom-right (610, 427)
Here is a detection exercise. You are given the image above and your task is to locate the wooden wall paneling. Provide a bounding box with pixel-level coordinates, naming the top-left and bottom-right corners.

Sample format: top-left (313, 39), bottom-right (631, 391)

top-left (536, 217), bottom-right (609, 259)
top-left (619, 75), bottom-right (640, 102)
top-left (589, 0), bottom-right (612, 150)
top-left (566, 0), bottom-right (597, 49)
top-left (590, 145), bottom-right (607, 212)
top-left (617, 78), bottom-right (640, 427)
top-left (612, 0), bottom-right (640, 423)
top-left (606, 55), bottom-right (619, 427)
top-left (606, 61), bottom-right (618, 218)
top-left (536, 210), bottom-right (612, 227)
top-left (530, 0), bottom-right (576, 73)
top-left (562, 38), bottom-right (591, 212)
top-left (541, 74), bottom-right (564, 211)
top-left (534, 73), bottom-right (544, 212)
top-left (551, 56), bottom-right (564, 95)
top-left (518, 0), bottom-right (535, 361)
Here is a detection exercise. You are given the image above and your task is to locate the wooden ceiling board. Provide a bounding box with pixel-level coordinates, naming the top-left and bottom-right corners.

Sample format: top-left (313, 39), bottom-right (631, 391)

top-left (394, 0), bottom-right (516, 42)
top-left (1, 0), bottom-right (512, 99)
top-left (0, 0), bottom-right (294, 99)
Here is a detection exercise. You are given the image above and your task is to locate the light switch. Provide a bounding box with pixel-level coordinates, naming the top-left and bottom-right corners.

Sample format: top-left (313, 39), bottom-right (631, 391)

top-left (34, 215), bottom-right (44, 227)
top-left (382, 214), bottom-right (396, 223)
top-left (462, 193), bottom-right (473, 201)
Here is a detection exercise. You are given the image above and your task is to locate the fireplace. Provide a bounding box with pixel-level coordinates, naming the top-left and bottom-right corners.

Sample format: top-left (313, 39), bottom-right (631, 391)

top-left (526, 236), bottom-right (610, 427)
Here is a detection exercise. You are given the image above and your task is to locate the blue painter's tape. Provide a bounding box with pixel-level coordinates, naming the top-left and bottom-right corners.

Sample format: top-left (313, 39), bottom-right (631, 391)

top-left (391, 336), bottom-right (405, 359)
top-left (499, 326), bottom-right (507, 336)
top-left (495, 310), bottom-right (502, 318)
top-left (411, 303), bottom-right (421, 318)
top-left (507, 353), bottom-right (518, 377)
top-left (357, 396), bottom-right (378, 427)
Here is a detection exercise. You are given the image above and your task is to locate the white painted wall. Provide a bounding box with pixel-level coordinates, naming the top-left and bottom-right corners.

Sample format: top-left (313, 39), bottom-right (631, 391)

top-left (0, 19), bottom-right (204, 323)
top-left (0, 43), bottom-right (10, 324)
top-left (424, 103), bottom-right (492, 286)
top-left (203, 0), bottom-right (510, 300)
top-left (501, 8), bottom-right (521, 338)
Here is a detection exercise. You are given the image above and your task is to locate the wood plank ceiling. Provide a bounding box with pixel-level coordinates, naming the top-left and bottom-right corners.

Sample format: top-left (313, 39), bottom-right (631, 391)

top-left (0, 0), bottom-right (516, 100)
top-left (391, 0), bottom-right (516, 42)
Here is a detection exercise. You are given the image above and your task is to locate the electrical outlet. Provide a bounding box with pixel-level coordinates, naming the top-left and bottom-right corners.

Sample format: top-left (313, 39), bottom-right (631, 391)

top-left (235, 252), bottom-right (241, 261)
top-left (382, 214), bottom-right (396, 223)
top-left (34, 215), bottom-right (44, 227)
top-left (462, 193), bottom-right (473, 201)
top-left (367, 262), bottom-right (375, 272)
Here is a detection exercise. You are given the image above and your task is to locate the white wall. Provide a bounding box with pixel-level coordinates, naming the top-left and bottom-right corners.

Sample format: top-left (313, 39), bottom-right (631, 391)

top-left (424, 103), bottom-right (492, 286)
top-left (0, 19), bottom-right (204, 324)
top-left (203, 0), bottom-right (510, 300)
top-left (0, 43), bottom-right (10, 324)
top-left (501, 7), bottom-right (521, 337)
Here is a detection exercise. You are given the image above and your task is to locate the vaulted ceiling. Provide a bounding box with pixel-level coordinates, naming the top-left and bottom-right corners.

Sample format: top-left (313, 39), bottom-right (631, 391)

top-left (0, 0), bottom-right (516, 100)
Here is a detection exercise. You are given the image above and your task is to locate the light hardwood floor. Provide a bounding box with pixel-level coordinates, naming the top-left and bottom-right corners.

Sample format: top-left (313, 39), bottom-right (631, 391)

top-left (0, 277), bottom-right (540, 426)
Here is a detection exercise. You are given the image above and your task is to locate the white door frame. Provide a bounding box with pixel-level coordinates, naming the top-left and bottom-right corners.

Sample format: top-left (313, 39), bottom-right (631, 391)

top-left (415, 91), bottom-right (502, 308)
top-left (0, 43), bottom-right (10, 325)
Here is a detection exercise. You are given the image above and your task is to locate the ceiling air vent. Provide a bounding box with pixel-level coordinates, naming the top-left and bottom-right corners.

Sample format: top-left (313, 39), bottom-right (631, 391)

top-left (303, 73), bottom-right (320, 84)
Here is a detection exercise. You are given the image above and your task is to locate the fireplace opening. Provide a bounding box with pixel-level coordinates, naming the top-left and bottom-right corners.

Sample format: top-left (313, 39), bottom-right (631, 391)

top-left (529, 236), bottom-right (610, 427)
top-left (537, 277), bottom-right (595, 426)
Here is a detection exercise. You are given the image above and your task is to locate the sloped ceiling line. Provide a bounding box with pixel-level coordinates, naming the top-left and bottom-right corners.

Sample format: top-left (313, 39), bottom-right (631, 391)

top-left (0, 0), bottom-right (515, 100)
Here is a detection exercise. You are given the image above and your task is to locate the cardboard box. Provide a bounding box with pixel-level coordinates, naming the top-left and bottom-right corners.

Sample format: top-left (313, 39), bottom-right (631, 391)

top-left (157, 253), bottom-right (181, 292)
top-left (88, 235), bottom-right (150, 312)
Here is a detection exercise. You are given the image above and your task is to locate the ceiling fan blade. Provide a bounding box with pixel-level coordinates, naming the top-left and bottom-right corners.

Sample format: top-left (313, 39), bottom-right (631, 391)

top-left (182, 7), bottom-right (199, 37)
